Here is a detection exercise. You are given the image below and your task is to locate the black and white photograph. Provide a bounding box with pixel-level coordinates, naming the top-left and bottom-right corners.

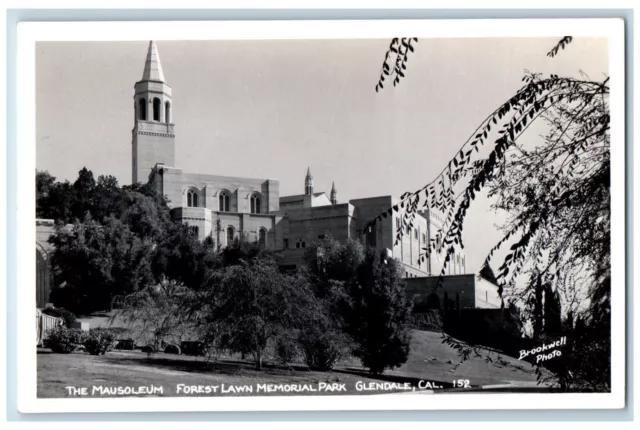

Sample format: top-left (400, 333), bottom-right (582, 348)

top-left (17, 18), bottom-right (625, 413)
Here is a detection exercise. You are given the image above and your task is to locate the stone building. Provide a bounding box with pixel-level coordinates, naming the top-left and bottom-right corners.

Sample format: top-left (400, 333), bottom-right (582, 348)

top-left (36, 41), bottom-right (475, 308)
top-left (133, 41), bottom-right (466, 278)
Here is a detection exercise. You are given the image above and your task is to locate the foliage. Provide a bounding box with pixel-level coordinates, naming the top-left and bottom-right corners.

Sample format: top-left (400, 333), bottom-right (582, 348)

top-left (346, 249), bottom-right (412, 375)
top-left (274, 333), bottom-right (300, 367)
top-left (372, 37), bottom-right (610, 389)
top-left (375, 38), bottom-right (419, 92)
top-left (43, 325), bottom-right (83, 354)
top-left (49, 214), bottom-right (156, 314)
top-left (198, 256), bottom-right (313, 370)
top-left (41, 167), bottom-right (221, 312)
top-left (303, 238), bottom-right (412, 374)
top-left (298, 324), bottom-right (352, 371)
top-left (544, 284), bottom-right (563, 336)
top-left (41, 307), bottom-right (77, 328)
top-left (113, 277), bottom-right (197, 351)
top-left (221, 235), bottom-right (274, 267)
top-left (82, 328), bottom-right (117, 355)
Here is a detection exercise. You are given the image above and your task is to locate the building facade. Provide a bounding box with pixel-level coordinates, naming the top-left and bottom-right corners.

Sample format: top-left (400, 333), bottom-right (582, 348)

top-left (134, 41), bottom-right (465, 278)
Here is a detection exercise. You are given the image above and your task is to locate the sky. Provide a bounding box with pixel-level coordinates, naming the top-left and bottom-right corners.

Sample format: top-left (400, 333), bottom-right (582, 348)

top-left (36, 37), bottom-right (609, 273)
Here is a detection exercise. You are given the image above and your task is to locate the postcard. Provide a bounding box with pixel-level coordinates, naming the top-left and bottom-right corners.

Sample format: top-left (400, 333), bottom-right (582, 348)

top-left (16, 18), bottom-right (626, 413)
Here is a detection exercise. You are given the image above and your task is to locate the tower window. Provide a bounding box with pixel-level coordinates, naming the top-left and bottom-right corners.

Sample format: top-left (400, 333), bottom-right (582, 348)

top-left (219, 192), bottom-right (230, 212)
top-left (226, 226), bottom-right (235, 246)
top-left (187, 189), bottom-right (198, 207)
top-left (414, 229), bottom-right (418, 240)
top-left (258, 228), bottom-right (267, 247)
top-left (153, 97), bottom-right (161, 122)
top-left (138, 98), bottom-right (147, 121)
top-left (165, 101), bottom-right (171, 123)
top-left (250, 194), bottom-right (261, 214)
top-left (283, 238), bottom-right (289, 249)
top-left (189, 226), bottom-right (199, 237)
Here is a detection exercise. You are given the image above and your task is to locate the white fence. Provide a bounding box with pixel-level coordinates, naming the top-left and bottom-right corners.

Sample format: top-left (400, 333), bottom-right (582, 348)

top-left (36, 309), bottom-right (64, 346)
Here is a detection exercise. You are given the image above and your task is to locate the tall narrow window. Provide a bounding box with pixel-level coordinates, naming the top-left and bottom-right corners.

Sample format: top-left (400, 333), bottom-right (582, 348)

top-left (226, 226), bottom-right (234, 246)
top-left (187, 189), bottom-right (198, 207)
top-left (165, 101), bottom-right (171, 123)
top-left (283, 238), bottom-right (289, 249)
top-left (138, 98), bottom-right (146, 120)
top-left (258, 228), bottom-right (267, 247)
top-left (219, 192), bottom-right (230, 212)
top-left (189, 226), bottom-right (199, 237)
top-left (250, 194), bottom-right (261, 214)
top-left (153, 98), bottom-right (161, 122)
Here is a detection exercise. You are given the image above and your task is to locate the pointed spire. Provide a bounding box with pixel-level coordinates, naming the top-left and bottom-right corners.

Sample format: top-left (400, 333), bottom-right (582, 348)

top-left (330, 181), bottom-right (338, 205)
top-left (141, 41), bottom-right (165, 82)
top-left (305, 167), bottom-right (313, 195)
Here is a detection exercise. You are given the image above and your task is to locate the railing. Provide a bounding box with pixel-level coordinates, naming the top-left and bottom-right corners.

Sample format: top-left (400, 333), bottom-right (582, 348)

top-left (36, 309), bottom-right (64, 346)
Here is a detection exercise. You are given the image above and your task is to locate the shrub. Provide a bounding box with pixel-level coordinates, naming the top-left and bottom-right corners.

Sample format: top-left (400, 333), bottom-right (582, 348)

top-left (164, 344), bottom-right (181, 355)
top-left (114, 339), bottom-right (135, 350)
top-left (43, 326), bottom-right (83, 353)
top-left (180, 341), bottom-right (207, 356)
top-left (42, 307), bottom-right (77, 328)
top-left (82, 328), bottom-right (117, 355)
top-left (275, 334), bottom-right (299, 366)
top-left (298, 325), bottom-right (351, 371)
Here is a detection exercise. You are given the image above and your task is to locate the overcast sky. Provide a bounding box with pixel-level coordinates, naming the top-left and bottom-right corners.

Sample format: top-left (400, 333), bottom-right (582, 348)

top-left (36, 37), bottom-right (609, 272)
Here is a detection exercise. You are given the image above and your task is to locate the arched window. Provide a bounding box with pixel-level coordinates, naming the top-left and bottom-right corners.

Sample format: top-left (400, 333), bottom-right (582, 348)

top-left (258, 228), bottom-right (267, 247)
top-left (165, 101), bottom-right (171, 123)
top-left (138, 98), bottom-right (146, 120)
top-left (219, 192), bottom-right (230, 212)
top-left (153, 97), bottom-right (161, 121)
top-left (226, 226), bottom-right (235, 246)
top-left (250, 194), bottom-right (261, 214)
top-left (187, 189), bottom-right (198, 207)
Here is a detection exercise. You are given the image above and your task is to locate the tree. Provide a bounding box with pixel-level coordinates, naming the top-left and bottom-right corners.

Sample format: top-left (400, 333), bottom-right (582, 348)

top-left (371, 37), bottom-right (610, 389)
top-left (36, 170), bottom-right (56, 218)
top-left (200, 256), bottom-right (312, 370)
top-left (544, 283), bottom-right (563, 336)
top-left (113, 277), bottom-right (197, 350)
top-left (49, 214), bottom-right (155, 313)
top-left (346, 248), bottom-right (412, 375)
top-left (71, 167), bottom-right (96, 220)
top-left (36, 170), bottom-right (75, 222)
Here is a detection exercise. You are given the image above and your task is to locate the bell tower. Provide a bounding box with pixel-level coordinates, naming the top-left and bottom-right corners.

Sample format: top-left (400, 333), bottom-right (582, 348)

top-left (132, 41), bottom-right (175, 184)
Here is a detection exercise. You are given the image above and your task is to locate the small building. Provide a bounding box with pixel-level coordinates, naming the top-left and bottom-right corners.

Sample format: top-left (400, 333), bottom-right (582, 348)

top-left (404, 274), bottom-right (503, 311)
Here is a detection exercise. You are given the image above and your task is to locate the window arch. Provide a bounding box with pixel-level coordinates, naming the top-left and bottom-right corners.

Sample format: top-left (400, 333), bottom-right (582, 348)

top-left (219, 191), bottom-right (230, 212)
top-left (226, 226), bottom-right (235, 246)
top-left (138, 98), bottom-right (147, 120)
top-left (258, 228), bottom-right (267, 247)
top-left (165, 101), bottom-right (171, 123)
top-left (187, 189), bottom-right (198, 207)
top-left (153, 97), bottom-right (161, 121)
top-left (250, 193), bottom-right (261, 214)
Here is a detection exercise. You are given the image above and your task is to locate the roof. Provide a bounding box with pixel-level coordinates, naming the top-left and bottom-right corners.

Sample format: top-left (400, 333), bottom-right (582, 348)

top-left (141, 41), bottom-right (165, 82)
top-left (280, 192), bottom-right (326, 204)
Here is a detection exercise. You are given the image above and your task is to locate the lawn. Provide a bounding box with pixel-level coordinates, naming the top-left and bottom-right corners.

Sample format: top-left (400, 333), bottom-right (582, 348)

top-left (37, 329), bottom-right (552, 398)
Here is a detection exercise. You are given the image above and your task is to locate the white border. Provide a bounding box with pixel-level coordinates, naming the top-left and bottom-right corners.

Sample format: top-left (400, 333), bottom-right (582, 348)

top-left (16, 18), bottom-right (626, 413)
